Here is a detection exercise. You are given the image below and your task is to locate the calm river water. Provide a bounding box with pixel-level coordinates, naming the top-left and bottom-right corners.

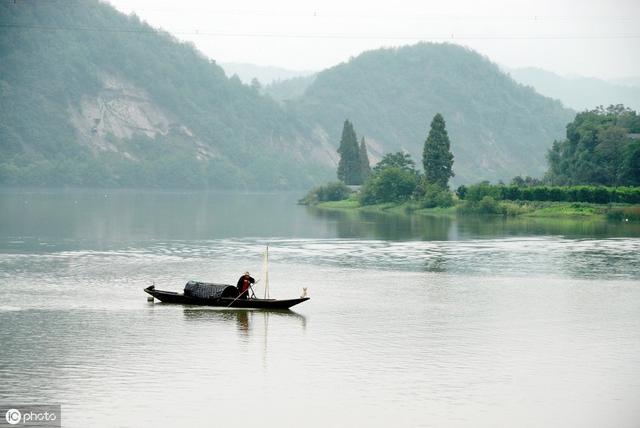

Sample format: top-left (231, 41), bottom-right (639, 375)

top-left (1, 190), bottom-right (639, 428)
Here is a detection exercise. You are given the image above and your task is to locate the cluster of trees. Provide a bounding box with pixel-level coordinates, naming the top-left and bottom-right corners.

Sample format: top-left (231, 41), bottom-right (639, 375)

top-left (510, 176), bottom-right (543, 187)
top-left (339, 114), bottom-right (455, 206)
top-left (336, 120), bottom-right (371, 185)
top-left (457, 182), bottom-right (640, 204)
top-left (455, 105), bottom-right (640, 214)
top-left (308, 107), bottom-right (640, 213)
top-left (546, 105), bottom-right (640, 186)
top-left (359, 152), bottom-right (421, 204)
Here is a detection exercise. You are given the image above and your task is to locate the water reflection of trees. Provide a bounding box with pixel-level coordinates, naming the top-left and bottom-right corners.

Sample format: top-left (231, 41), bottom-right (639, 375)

top-left (306, 207), bottom-right (456, 241)
top-left (457, 216), bottom-right (640, 239)
top-left (307, 206), bottom-right (640, 241)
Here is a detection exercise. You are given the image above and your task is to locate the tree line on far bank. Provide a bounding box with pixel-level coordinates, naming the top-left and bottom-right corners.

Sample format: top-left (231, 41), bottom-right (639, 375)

top-left (457, 182), bottom-right (640, 205)
top-left (301, 104), bottom-right (640, 210)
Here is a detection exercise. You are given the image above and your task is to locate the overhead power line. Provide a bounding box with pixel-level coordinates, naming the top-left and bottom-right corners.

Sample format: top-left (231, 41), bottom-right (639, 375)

top-left (3, 1), bottom-right (639, 21)
top-left (1, 23), bottom-right (639, 40)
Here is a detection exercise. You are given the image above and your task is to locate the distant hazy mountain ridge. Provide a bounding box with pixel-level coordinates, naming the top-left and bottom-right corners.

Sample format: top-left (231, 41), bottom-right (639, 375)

top-left (509, 67), bottom-right (640, 112)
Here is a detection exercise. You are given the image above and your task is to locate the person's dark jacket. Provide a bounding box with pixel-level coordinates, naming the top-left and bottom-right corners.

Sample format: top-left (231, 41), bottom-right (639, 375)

top-left (236, 275), bottom-right (255, 294)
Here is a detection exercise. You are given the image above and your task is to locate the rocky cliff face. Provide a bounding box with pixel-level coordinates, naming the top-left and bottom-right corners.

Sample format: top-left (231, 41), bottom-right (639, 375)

top-left (67, 73), bottom-right (218, 161)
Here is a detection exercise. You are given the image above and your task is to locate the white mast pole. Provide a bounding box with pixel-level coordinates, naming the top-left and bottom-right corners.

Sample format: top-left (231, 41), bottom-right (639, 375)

top-left (264, 244), bottom-right (270, 299)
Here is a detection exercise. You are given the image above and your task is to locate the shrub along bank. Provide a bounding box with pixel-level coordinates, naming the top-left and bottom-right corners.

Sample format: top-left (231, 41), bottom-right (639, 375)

top-left (456, 183), bottom-right (640, 204)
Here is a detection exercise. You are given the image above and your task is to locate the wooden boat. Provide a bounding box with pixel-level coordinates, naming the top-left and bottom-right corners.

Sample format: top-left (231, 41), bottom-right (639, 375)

top-left (144, 281), bottom-right (309, 310)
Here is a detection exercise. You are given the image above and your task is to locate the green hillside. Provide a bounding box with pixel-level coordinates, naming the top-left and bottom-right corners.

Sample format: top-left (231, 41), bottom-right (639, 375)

top-left (0, 0), bottom-right (332, 189)
top-left (291, 44), bottom-right (574, 184)
top-left (1, 1), bottom-right (574, 188)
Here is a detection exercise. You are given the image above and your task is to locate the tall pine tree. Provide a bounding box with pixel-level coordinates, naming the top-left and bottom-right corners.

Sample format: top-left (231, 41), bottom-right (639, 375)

top-left (359, 137), bottom-right (371, 183)
top-left (422, 113), bottom-right (454, 188)
top-left (337, 119), bottom-right (361, 185)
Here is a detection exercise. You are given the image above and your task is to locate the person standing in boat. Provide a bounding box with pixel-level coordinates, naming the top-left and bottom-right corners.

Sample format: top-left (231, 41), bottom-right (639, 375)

top-left (236, 272), bottom-right (255, 299)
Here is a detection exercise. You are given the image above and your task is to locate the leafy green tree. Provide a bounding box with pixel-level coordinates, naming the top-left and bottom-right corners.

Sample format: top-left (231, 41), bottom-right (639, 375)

top-left (359, 167), bottom-right (419, 205)
top-left (546, 105), bottom-right (640, 186)
top-left (373, 152), bottom-right (416, 173)
top-left (359, 137), bottom-right (371, 182)
top-left (359, 151), bottom-right (420, 205)
top-left (621, 140), bottom-right (640, 185)
top-left (337, 119), bottom-right (362, 184)
top-left (422, 113), bottom-right (454, 188)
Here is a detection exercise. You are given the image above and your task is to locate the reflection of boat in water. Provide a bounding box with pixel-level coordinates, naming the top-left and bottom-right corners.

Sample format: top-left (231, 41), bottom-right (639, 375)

top-left (182, 306), bottom-right (307, 331)
top-left (144, 281), bottom-right (309, 310)
top-left (182, 306), bottom-right (307, 351)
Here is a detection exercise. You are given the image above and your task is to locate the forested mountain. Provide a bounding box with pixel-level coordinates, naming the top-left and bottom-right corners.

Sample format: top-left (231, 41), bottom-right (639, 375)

top-left (1, 1), bottom-right (574, 188)
top-left (0, 0), bottom-right (333, 189)
top-left (509, 67), bottom-right (640, 112)
top-left (290, 44), bottom-right (574, 184)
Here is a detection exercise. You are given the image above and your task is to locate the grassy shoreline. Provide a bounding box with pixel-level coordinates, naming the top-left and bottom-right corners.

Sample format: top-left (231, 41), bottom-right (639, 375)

top-left (311, 198), bottom-right (640, 221)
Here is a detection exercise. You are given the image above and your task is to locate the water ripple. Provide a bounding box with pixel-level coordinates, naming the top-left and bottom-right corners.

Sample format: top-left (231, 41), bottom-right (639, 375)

top-left (1, 237), bottom-right (639, 280)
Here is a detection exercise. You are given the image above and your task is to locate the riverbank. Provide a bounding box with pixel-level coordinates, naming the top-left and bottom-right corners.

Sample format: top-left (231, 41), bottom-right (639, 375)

top-left (312, 198), bottom-right (640, 221)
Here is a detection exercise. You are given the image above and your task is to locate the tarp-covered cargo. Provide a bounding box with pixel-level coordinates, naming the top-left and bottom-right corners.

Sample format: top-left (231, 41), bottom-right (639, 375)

top-left (184, 281), bottom-right (238, 300)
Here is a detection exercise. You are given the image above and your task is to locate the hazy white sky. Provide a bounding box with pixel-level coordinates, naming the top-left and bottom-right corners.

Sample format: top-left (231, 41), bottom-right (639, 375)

top-left (107, 0), bottom-right (640, 78)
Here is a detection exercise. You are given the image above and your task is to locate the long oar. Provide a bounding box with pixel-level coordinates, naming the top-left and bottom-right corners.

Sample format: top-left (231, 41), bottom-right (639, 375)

top-left (226, 279), bottom-right (260, 307)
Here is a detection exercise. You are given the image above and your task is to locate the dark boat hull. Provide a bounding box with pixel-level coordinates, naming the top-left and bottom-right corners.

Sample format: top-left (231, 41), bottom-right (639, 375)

top-left (144, 286), bottom-right (309, 310)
